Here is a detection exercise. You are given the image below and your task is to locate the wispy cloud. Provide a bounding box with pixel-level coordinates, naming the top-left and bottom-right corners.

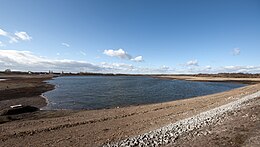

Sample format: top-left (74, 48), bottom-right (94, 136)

top-left (101, 62), bottom-right (134, 72)
top-left (80, 51), bottom-right (86, 56)
top-left (186, 59), bottom-right (199, 66)
top-left (61, 42), bottom-right (70, 47)
top-left (103, 48), bottom-right (144, 62)
top-left (100, 62), bottom-right (174, 74)
top-left (232, 48), bottom-right (240, 56)
top-left (180, 65), bottom-right (260, 74)
top-left (0, 28), bottom-right (8, 36)
top-left (0, 41), bottom-right (5, 47)
top-left (131, 56), bottom-right (143, 62)
top-left (220, 65), bottom-right (259, 73)
top-left (0, 28), bottom-right (32, 44)
top-left (14, 32), bottom-right (32, 41)
top-left (205, 65), bottom-right (212, 70)
top-left (9, 37), bottom-right (19, 43)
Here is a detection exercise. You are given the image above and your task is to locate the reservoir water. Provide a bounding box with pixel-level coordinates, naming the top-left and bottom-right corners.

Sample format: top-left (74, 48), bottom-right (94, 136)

top-left (43, 76), bottom-right (245, 110)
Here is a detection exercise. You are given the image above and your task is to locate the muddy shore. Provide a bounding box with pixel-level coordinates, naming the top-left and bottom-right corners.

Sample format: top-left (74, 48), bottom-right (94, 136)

top-left (0, 75), bottom-right (260, 146)
top-left (0, 75), bottom-right (54, 111)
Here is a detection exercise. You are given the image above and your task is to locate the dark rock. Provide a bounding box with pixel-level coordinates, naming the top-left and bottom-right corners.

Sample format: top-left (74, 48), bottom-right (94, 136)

top-left (0, 105), bottom-right (39, 116)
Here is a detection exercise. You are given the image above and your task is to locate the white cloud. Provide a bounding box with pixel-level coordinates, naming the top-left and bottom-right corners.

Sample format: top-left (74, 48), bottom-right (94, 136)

top-left (1, 50), bottom-right (259, 74)
top-left (186, 59), bottom-right (199, 66)
top-left (0, 28), bottom-right (8, 36)
top-left (103, 48), bottom-right (131, 59)
top-left (0, 50), bottom-right (169, 74)
top-left (103, 48), bottom-right (144, 62)
top-left (14, 32), bottom-right (32, 41)
top-left (101, 62), bottom-right (134, 72)
top-left (220, 65), bottom-right (260, 73)
top-left (205, 65), bottom-right (212, 70)
top-left (0, 50), bottom-right (101, 72)
top-left (61, 42), bottom-right (70, 47)
top-left (0, 41), bottom-right (5, 47)
top-left (131, 56), bottom-right (143, 62)
top-left (100, 62), bottom-right (174, 74)
top-left (161, 65), bottom-right (170, 70)
top-left (232, 48), bottom-right (240, 56)
top-left (9, 37), bottom-right (18, 43)
top-left (181, 65), bottom-right (260, 74)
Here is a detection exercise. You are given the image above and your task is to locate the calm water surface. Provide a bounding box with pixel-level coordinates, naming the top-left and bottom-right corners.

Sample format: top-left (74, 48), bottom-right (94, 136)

top-left (43, 76), bottom-right (245, 110)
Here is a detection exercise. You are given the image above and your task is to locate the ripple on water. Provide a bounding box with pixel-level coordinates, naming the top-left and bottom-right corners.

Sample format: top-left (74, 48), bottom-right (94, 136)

top-left (42, 76), bottom-right (245, 110)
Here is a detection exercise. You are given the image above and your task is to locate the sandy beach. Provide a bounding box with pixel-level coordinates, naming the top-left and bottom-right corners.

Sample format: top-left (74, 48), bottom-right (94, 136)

top-left (0, 75), bottom-right (260, 146)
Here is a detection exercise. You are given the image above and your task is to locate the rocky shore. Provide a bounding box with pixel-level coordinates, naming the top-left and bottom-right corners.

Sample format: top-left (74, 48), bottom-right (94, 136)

top-left (105, 91), bottom-right (260, 147)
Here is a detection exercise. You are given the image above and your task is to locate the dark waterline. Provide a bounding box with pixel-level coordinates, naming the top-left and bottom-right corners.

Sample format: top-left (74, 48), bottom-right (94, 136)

top-left (42, 76), bottom-right (245, 110)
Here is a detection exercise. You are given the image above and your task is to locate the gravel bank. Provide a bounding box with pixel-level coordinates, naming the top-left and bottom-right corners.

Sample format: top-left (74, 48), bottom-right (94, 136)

top-left (105, 90), bottom-right (260, 147)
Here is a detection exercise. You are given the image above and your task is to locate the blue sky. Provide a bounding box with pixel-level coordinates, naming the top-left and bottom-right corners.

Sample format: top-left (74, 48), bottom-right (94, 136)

top-left (0, 0), bottom-right (260, 73)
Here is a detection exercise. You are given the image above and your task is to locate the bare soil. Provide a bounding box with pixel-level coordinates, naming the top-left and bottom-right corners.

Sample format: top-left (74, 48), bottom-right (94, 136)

top-left (0, 75), bottom-right (260, 146)
top-left (0, 75), bottom-right (54, 102)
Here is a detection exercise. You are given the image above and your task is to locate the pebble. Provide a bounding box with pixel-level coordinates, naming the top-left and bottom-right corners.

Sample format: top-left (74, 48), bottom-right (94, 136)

top-left (103, 91), bottom-right (260, 147)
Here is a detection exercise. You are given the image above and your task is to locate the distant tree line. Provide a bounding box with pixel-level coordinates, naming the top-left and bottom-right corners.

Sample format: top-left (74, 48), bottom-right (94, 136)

top-left (195, 73), bottom-right (260, 78)
top-left (1, 69), bottom-right (260, 78)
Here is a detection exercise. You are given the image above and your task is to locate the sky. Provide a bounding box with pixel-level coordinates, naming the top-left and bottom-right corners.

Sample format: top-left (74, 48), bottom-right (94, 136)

top-left (0, 0), bottom-right (260, 74)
